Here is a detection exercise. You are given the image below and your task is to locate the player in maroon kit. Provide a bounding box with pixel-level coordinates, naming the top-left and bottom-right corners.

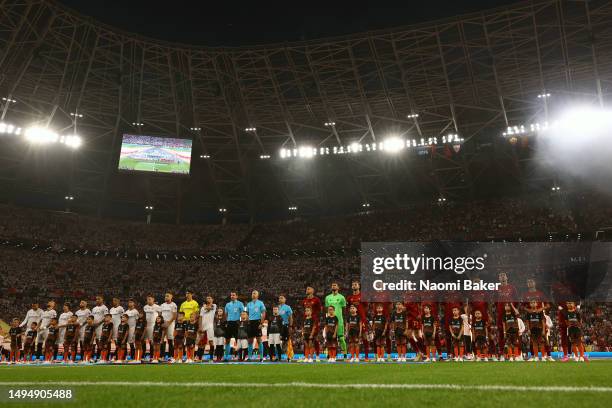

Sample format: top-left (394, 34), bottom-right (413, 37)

top-left (404, 298), bottom-right (424, 361)
top-left (471, 310), bottom-right (488, 361)
top-left (495, 272), bottom-right (518, 361)
top-left (302, 306), bottom-right (318, 363)
top-left (346, 305), bottom-right (362, 362)
top-left (372, 304), bottom-right (388, 362)
top-left (448, 307), bottom-right (465, 361)
top-left (551, 270), bottom-right (577, 362)
top-left (369, 291), bottom-right (393, 359)
top-left (501, 303), bottom-right (522, 361)
top-left (391, 302), bottom-right (408, 362)
top-left (346, 281), bottom-right (370, 360)
top-left (61, 315), bottom-right (81, 363)
top-left (469, 278), bottom-right (493, 360)
top-left (522, 278), bottom-right (553, 361)
top-left (301, 286), bottom-right (322, 360)
top-left (525, 300), bottom-right (546, 361)
top-left (443, 290), bottom-right (463, 360)
top-left (421, 305), bottom-right (437, 361)
top-left (8, 318), bottom-right (22, 363)
top-left (421, 290), bottom-right (442, 359)
top-left (565, 301), bottom-right (587, 362)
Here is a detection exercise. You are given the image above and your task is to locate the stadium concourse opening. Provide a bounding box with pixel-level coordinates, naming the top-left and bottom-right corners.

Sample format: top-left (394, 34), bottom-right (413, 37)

top-left (1, 0), bottom-right (612, 407)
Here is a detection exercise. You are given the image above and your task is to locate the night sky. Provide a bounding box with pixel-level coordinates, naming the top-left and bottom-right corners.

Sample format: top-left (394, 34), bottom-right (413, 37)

top-left (58, 0), bottom-right (523, 47)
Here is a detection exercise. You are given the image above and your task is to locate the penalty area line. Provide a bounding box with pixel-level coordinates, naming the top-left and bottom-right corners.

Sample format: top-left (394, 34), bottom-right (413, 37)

top-left (0, 382), bottom-right (610, 393)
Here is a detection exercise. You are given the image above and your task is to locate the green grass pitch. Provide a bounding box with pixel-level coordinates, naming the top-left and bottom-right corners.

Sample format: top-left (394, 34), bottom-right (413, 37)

top-left (1, 361), bottom-right (611, 407)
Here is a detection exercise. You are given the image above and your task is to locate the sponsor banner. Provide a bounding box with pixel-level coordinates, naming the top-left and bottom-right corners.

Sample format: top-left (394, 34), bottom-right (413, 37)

top-left (360, 242), bottom-right (612, 303)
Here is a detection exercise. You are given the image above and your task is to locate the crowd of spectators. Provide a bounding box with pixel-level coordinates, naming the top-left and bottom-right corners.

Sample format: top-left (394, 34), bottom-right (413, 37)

top-left (244, 194), bottom-right (585, 252)
top-left (0, 204), bottom-right (247, 252)
top-left (1, 191), bottom-right (611, 254)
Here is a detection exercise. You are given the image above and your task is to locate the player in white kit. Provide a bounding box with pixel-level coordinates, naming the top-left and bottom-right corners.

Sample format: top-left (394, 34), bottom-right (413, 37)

top-left (37, 300), bottom-right (57, 361)
top-left (160, 293), bottom-right (177, 361)
top-left (75, 300), bottom-right (91, 360)
top-left (91, 296), bottom-right (109, 360)
top-left (109, 298), bottom-right (125, 342)
top-left (124, 299), bottom-right (139, 359)
top-left (20, 302), bottom-right (43, 361)
top-left (143, 295), bottom-right (161, 359)
top-left (56, 303), bottom-right (73, 359)
top-left (199, 295), bottom-right (217, 362)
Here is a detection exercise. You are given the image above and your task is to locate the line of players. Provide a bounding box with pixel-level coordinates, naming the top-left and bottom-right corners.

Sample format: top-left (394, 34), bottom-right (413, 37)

top-left (4, 290), bottom-right (296, 364)
top-left (3, 274), bottom-right (588, 364)
top-left (333, 275), bottom-right (587, 362)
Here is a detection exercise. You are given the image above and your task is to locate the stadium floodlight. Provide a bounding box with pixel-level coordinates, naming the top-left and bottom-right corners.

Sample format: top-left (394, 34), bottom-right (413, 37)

top-left (537, 93), bottom-right (551, 99)
top-left (131, 122), bottom-right (144, 127)
top-left (200, 154), bottom-right (210, 159)
top-left (406, 113), bottom-right (419, 119)
top-left (0, 122), bottom-right (21, 135)
top-left (348, 142), bottom-right (362, 153)
top-left (64, 196), bottom-right (74, 200)
top-left (60, 135), bottom-right (82, 149)
top-left (324, 121), bottom-right (336, 127)
top-left (70, 112), bottom-right (83, 118)
top-left (551, 186), bottom-right (561, 191)
top-left (145, 205), bottom-right (154, 211)
top-left (502, 122), bottom-right (548, 137)
top-left (288, 206), bottom-right (298, 211)
top-left (259, 154), bottom-right (271, 159)
top-left (2, 97), bottom-right (17, 103)
top-left (298, 146), bottom-right (315, 158)
top-left (190, 127), bottom-right (201, 131)
top-left (218, 207), bottom-right (227, 213)
top-left (438, 197), bottom-right (447, 203)
top-left (362, 203), bottom-right (371, 208)
top-left (245, 127), bottom-right (257, 132)
top-left (24, 126), bottom-right (59, 144)
top-left (381, 137), bottom-right (404, 153)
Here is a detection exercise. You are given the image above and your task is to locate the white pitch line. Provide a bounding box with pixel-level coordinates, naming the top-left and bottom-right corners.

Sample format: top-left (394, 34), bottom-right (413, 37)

top-left (0, 382), bottom-right (611, 393)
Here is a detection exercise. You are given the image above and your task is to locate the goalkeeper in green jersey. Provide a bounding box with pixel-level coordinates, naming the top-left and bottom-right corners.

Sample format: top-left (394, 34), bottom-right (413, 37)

top-left (325, 282), bottom-right (347, 358)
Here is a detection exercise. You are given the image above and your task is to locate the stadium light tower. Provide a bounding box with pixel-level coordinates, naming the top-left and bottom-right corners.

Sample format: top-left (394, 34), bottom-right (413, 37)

top-left (1, 96), bottom-right (16, 121)
top-left (406, 113), bottom-right (419, 119)
top-left (537, 92), bottom-right (551, 119)
top-left (324, 121), bottom-right (336, 127)
top-left (245, 127), bottom-right (256, 132)
top-left (218, 207), bottom-right (227, 225)
top-left (70, 111), bottom-right (83, 146)
top-left (64, 195), bottom-right (74, 212)
top-left (145, 205), bottom-right (154, 224)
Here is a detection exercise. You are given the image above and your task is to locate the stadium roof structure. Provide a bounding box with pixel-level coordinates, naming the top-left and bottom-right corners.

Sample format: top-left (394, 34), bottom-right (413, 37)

top-left (0, 0), bottom-right (610, 223)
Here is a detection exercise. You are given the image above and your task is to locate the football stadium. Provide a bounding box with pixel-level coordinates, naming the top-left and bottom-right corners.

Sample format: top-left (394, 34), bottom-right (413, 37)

top-left (0, 0), bottom-right (612, 407)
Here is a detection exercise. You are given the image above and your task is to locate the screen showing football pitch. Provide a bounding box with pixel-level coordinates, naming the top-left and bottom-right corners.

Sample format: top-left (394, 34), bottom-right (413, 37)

top-left (118, 134), bottom-right (192, 175)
